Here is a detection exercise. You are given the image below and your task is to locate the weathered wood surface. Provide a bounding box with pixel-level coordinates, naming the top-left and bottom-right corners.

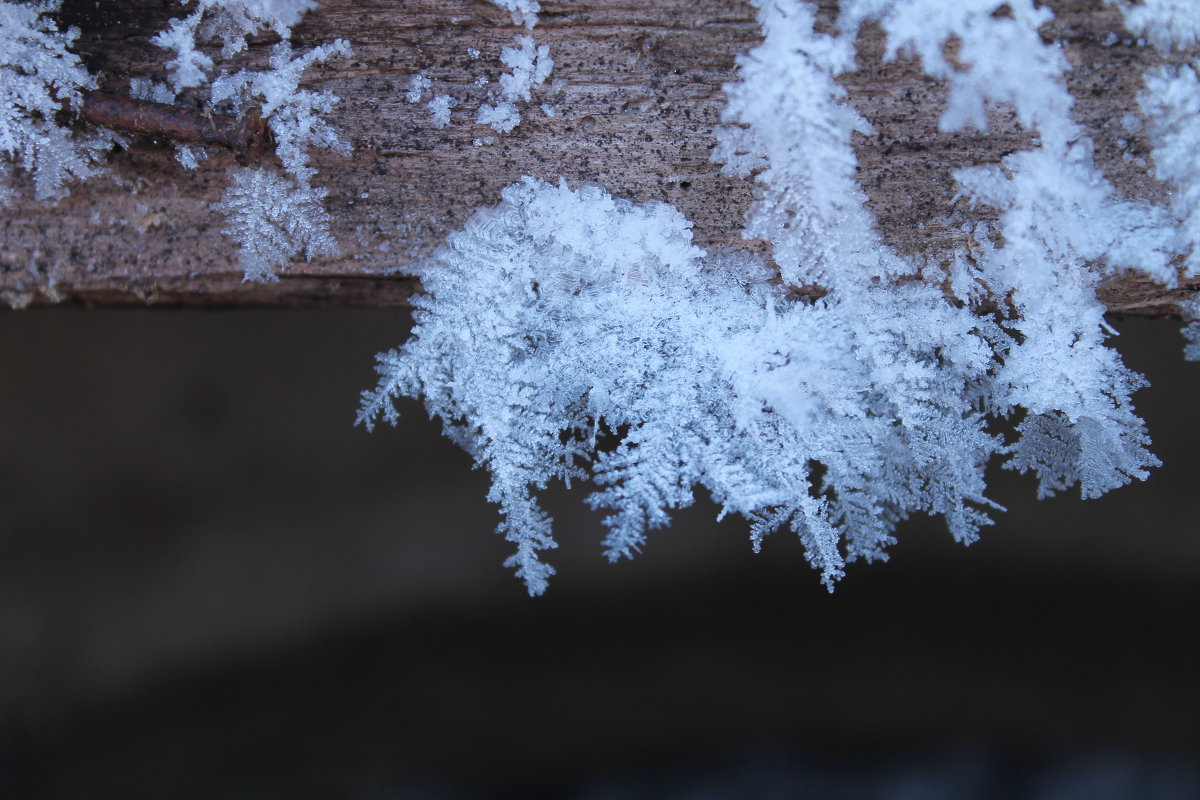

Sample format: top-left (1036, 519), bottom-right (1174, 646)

top-left (0, 0), bottom-right (1194, 312)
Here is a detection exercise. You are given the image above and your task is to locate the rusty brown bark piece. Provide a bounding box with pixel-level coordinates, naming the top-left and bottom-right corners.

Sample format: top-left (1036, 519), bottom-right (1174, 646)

top-left (0, 0), bottom-right (1194, 313)
top-left (77, 91), bottom-right (271, 165)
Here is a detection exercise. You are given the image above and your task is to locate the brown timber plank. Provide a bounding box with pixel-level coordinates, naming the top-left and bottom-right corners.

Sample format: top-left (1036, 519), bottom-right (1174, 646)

top-left (0, 0), bottom-right (1194, 313)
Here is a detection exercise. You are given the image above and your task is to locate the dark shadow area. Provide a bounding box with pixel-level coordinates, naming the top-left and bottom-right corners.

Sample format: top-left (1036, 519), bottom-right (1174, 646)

top-left (0, 309), bottom-right (1197, 798)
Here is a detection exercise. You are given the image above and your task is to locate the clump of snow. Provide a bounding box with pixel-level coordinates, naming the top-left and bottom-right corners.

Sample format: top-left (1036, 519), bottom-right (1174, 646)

top-left (428, 94), bottom-right (458, 128)
top-left (0, 0), bottom-right (121, 203)
top-left (405, 71), bottom-right (431, 104)
top-left (1109, 0), bottom-right (1200, 52)
top-left (210, 38), bottom-right (351, 185)
top-left (214, 167), bottom-right (337, 282)
top-left (490, 0), bottom-right (540, 29)
top-left (1140, 64), bottom-right (1200, 277)
top-left (712, 0), bottom-right (906, 287)
top-left (359, 178), bottom-right (1006, 594)
top-left (152, 0), bottom-right (319, 92)
top-left (476, 35), bottom-right (553, 134)
top-left (499, 36), bottom-right (553, 101)
top-left (841, 0), bottom-right (1073, 140)
top-left (476, 101), bottom-right (521, 133)
top-left (362, 0), bottom-right (1200, 595)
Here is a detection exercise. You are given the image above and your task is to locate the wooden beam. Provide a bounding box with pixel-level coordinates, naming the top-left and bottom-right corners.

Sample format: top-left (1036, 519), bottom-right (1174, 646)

top-left (1, 0), bottom-right (1194, 313)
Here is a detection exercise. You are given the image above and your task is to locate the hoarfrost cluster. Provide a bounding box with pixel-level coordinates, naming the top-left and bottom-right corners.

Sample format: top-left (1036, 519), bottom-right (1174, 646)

top-left (1108, 0), bottom-right (1200, 53)
top-left (1137, 56), bottom-right (1200, 354)
top-left (3, 0), bottom-right (1199, 594)
top-left (212, 164), bottom-right (336, 282)
top-left (362, 0), bottom-right (1200, 594)
top-left (0, 0), bottom-right (348, 281)
top-left (151, 0), bottom-right (319, 92)
top-left (0, 0), bottom-right (122, 203)
top-left (490, 0), bottom-right (541, 30)
top-left (408, 0), bottom-right (555, 137)
top-left (156, 0), bottom-right (350, 282)
top-left (206, 35), bottom-right (350, 280)
top-left (477, 35), bottom-right (553, 134)
top-left (359, 177), bottom-right (1008, 594)
top-left (405, 71), bottom-right (431, 104)
top-left (427, 94), bottom-right (458, 129)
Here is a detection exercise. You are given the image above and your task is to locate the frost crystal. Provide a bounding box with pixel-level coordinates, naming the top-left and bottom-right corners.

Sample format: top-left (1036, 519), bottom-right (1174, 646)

top-left (210, 38), bottom-right (351, 185)
top-left (214, 167), bottom-right (336, 282)
top-left (1110, 0), bottom-right (1200, 52)
top-left (128, 78), bottom-right (176, 105)
top-left (490, 0), bottom-right (541, 29)
top-left (1181, 298), bottom-right (1200, 362)
top-left (206, 35), bottom-right (350, 280)
top-left (174, 145), bottom-right (207, 171)
top-left (143, 0), bottom-right (348, 280)
top-left (405, 71), bottom-right (431, 104)
top-left (362, 0), bottom-right (1196, 594)
top-left (1110, 2), bottom-right (1200, 358)
top-left (841, 0), bottom-right (1072, 138)
top-left (359, 178), bottom-right (1004, 594)
top-left (0, 0), bottom-right (119, 202)
top-left (1139, 64), bottom-right (1200, 277)
top-left (477, 36), bottom-right (553, 134)
top-left (1138, 59), bottom-right (1200, 359)
top-left (476, 101), bottom-right (521, 134)
top-left (830, 0), bottom-right (1166, 498)
top-left (428, 94), bottom-right (458, 128)
top-left (3, 0), bottom-right (343, 280)
top-left (152, 0), bottom-right (320, 91)
top-left (151, 13), bottom-right (213, 92)
top-left (712, 0), bottom-right (902, 287)
top-left (498, 36), bottom-right (553, 102)
top-left (129, 79), bottom-right (205, 171)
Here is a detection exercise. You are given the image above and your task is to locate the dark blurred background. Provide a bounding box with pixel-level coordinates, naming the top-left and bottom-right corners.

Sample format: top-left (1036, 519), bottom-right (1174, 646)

top-left (0, 308), bottom-right (1198, 799)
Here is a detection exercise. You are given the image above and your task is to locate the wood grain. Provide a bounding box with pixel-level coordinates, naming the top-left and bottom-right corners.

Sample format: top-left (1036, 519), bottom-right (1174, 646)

top-left (0, 0), bottom-right (1194, 313)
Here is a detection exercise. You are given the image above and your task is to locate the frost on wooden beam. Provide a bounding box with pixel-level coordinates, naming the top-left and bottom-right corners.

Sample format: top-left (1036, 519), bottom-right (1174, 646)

top-left (0, 0), bottom-right (1194, 313)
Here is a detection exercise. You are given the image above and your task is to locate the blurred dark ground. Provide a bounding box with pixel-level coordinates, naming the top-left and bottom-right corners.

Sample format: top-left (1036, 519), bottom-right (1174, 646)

top-left (0, 308), bottom-right (1198, 799)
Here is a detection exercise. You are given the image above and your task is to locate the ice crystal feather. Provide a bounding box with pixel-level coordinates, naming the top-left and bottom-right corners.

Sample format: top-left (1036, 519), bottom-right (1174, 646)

top-left (359, 0), bottom-right (1191, 594)
top-left (359, 178), bottom-right (1008, 594)
top-left (214, 167), bottom-right (337, 282)
top-left (0, 0), bottom-right (120, 202)
top-left (152, 1), bottom-right (348, 281)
